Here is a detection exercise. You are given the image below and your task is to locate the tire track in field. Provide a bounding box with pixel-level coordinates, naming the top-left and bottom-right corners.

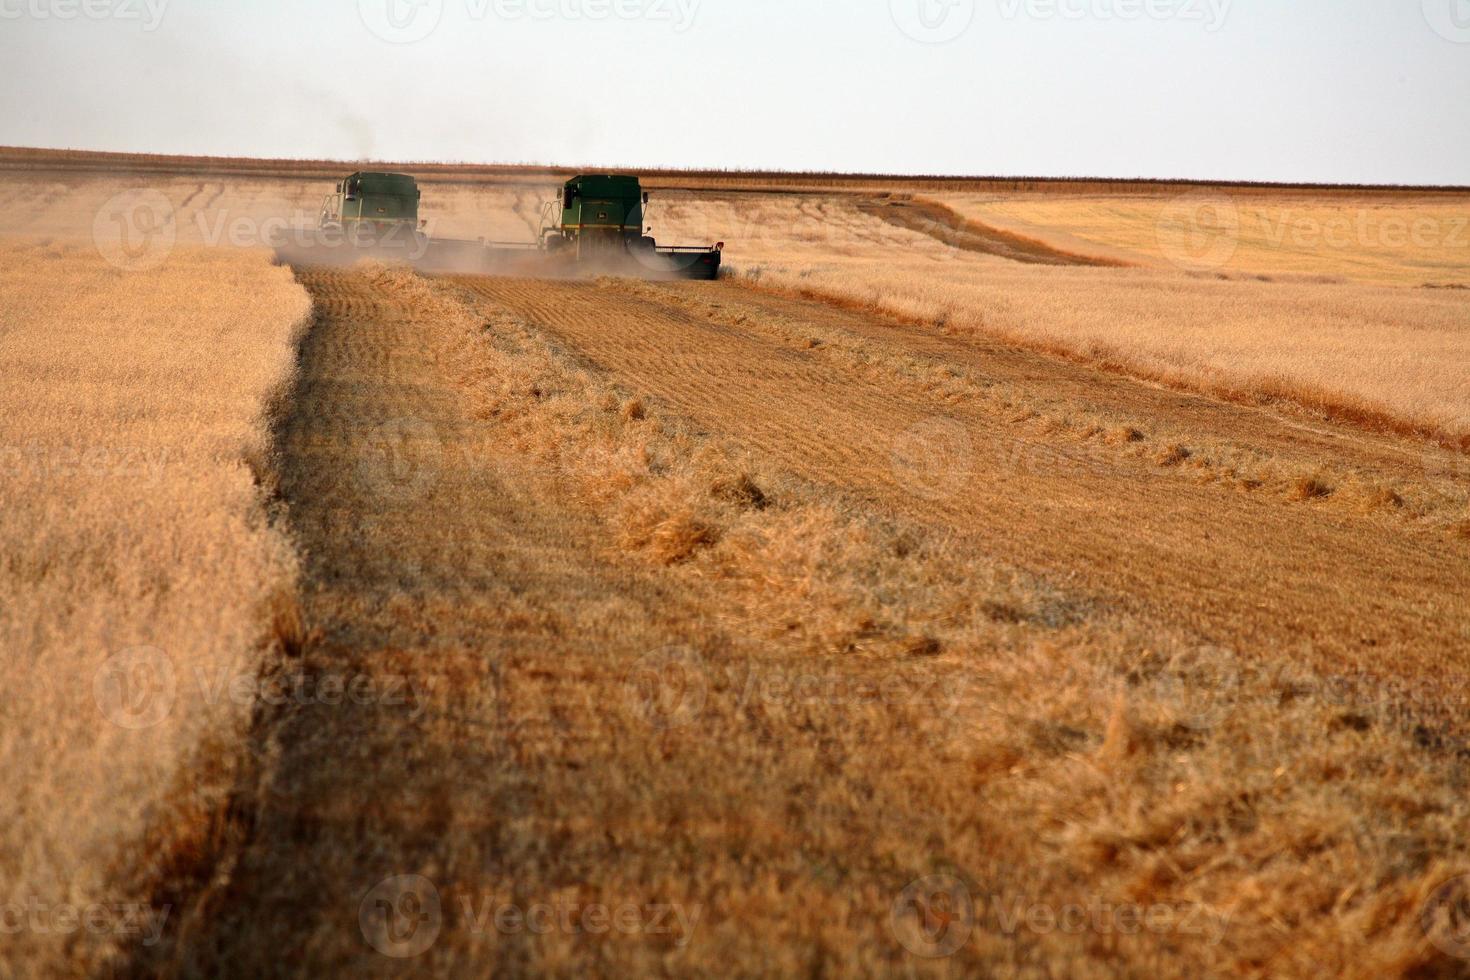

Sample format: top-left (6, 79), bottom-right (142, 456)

top-left (449, 274), bottom-right (1470, 688)
top-left (138, 266), bottom-right (723, 975)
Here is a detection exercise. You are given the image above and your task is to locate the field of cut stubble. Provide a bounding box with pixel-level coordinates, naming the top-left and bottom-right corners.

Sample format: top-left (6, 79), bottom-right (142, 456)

top-left (2, 152), bottom-right (1469, 978)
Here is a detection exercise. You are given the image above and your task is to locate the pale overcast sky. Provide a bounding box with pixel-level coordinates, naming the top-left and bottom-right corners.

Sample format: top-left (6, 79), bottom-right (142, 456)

top-left (1, 0), bottom-right (1467, 183)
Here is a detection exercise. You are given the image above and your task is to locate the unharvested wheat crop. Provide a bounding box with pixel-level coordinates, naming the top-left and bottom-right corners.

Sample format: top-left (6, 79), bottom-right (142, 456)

top-left (939, 191), bottom-right (1470, 287)
top-left (0, 239), bottom-right (309, 976)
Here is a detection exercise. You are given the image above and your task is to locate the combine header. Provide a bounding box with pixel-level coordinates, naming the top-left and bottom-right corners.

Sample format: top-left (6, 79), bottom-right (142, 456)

top-left (276, 171), bottom-right (722, 281)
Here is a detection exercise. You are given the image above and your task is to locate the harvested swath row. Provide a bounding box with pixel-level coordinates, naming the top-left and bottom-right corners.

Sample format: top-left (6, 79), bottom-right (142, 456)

top-left (355, 264), bottom-right (1470, 976)
top-left (712, 194), bottom-right (1470, 452)
top-left (453, 275), bottom-right (1470, 717)
top-left (153, 261), bottom-right (1119, 976)
top-left (769, 262), bottom-right (1470, 452)
top-left (365, 264), bottom-right (1042, 654)
top-left (605, 278), bottom-right (1470, 533)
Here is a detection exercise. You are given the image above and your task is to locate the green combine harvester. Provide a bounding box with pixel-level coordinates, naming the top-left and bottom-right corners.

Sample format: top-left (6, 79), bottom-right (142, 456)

top-left (318, 171), bottom-right (428, 250)
top-left (526, 174), bottom-right (723, 279)
top-left (277, 171), bottom-right (722, 280)
top-left (270, 170), bottom-right (431, 262)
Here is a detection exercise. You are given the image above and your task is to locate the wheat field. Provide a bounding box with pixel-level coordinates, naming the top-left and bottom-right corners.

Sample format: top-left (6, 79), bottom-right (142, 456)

top-left (2, 158), bottom-right (1469, 977)
top-left (0, 239), bottom-right (309, 975)
top-left (647, 192), bottom-right (1470, 446)
top-left (125, 260), bottom-right (1470, 978)
top-left (938, 191), bottom-right (1470, 286)
top-left (4, 171), bottom-right (1465, 439)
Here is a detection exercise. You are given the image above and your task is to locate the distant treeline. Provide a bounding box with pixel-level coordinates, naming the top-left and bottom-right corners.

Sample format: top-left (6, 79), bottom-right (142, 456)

top-left (1, 145), bottom-right (1464, 197)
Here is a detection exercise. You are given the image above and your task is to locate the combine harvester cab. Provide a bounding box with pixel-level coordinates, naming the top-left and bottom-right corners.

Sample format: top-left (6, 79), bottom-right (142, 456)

top-left (274, 171), bottom-right (430, 264)
top-left (320, 172), bottom-right (427, 250)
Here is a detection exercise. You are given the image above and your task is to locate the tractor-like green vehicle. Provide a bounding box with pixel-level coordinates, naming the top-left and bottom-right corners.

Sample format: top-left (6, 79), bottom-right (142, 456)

top-left (317, 171), bottom-right (427, 250)
top-left (280, 170), bottom-right (722, 280)
top-left (530, 174), bottom-right (723, 279)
